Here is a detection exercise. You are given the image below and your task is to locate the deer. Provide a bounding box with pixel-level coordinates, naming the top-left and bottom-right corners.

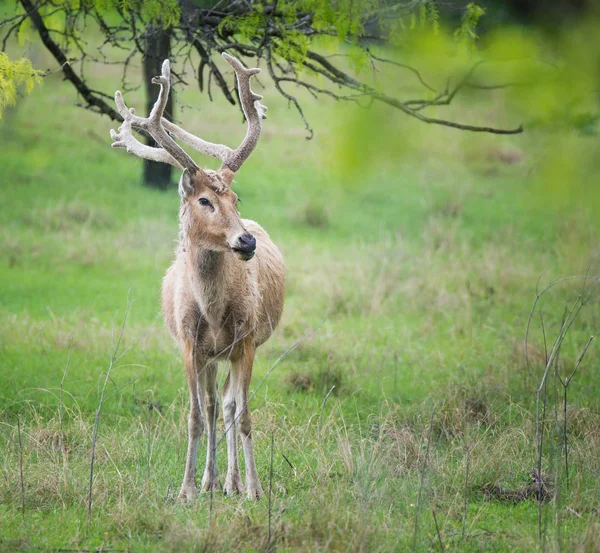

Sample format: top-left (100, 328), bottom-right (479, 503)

top-left (108, 53), bottom-right (285, 500)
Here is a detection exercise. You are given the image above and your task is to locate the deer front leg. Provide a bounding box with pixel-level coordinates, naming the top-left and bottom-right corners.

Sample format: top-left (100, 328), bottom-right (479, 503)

top-left (179, 343), bottom-right (204, 502)
top-left (198, 359), bottom-right (222, 492)
top-left (234, 341), bottom-right (264, 500)
top-left (222, 371), bottom-right (243, 495)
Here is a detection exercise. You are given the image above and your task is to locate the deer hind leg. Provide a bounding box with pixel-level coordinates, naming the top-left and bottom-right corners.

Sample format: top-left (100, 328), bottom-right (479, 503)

top-left (198, 358), bottom-right (222, 492)
top-left (222, 371), bottom-right (243, 495)
top-left (179, 343), bottom-right (204, 501)
top-left (233, 341), bottom-right (264, 500)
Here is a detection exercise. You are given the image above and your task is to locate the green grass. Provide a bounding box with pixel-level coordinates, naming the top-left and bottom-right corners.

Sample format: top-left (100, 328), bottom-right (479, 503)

top-left (1, 42), bottom-right (600, 553)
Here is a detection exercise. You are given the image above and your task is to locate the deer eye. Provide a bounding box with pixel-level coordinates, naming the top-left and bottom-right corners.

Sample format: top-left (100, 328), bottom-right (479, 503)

top-left (199, 198), bottom-right (211, 207)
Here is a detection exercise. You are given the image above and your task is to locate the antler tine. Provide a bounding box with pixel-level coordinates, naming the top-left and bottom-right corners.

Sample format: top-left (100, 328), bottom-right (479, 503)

top-left (149, 60), bottom-right (172, 120)
top-left (220, 52), bottom-right (268, 173)
top-left (110, 106), bottom-right (183, 169)
top-left (111, 60), bottom-right (199, 173)
top-left (161, 119), bottom-right (233, 161)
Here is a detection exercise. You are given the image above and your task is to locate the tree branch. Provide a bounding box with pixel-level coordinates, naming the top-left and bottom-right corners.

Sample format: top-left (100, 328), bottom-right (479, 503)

top-left (304, 50), bottom-right (523, 135)
top-left (19, 0), bottom-right (120, 122)
top-left (6, 0), bottom-right (524, 136)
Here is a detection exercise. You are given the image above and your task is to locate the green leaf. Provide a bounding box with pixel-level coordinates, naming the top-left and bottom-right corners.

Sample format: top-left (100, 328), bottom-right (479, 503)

top-left (0, 53), bottom-right (43, 118)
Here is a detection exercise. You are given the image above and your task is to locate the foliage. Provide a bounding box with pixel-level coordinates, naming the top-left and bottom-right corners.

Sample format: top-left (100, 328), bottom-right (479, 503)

top-left (14, 0), bottom-right (180, 45)
top-left (421, 0), bottom-right (440, 34)
top-left (78, 0), bottom-right (181, 26)
top-left (0, 0), bottom-right (523, 136)
top-left (454, 2), bottom-right (485, 48)
top-left (0, 52), bottom-right (42, 118)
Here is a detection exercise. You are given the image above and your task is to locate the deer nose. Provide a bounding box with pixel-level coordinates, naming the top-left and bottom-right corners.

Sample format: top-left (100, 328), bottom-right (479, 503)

top-left (237, 233), bottom-right (256, 254)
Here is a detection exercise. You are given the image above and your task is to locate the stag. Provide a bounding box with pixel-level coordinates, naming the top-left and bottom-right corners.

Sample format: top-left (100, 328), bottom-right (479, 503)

top-left (109, 54), bottom-right (285, 500)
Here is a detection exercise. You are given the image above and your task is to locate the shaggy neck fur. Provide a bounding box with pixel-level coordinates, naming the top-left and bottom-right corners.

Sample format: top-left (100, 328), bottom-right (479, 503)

top-left (185, 243), bottom-right (228, 327)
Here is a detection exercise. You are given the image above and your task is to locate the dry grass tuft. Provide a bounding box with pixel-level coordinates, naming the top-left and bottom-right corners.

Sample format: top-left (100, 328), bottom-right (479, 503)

top-left (463, 397), bottom-right (490, 426)
top-left (562, 406), bottom-right (600, 439)
top-left (284, 371), bottom-right (313, 392)
top-left (295, 201), bottom-right (330, 228)
top-left (577, 522), bottom-right (600, 553)
top-left (0, 537), bottom-right (30, 553)
top-left (482, 469), bottom-right (551, 503)
top-left (0, 234), bottom-right (24, 268)
top-left (158, 521), bottom-right (216, 553)
top-left (22, 200), bottom-right (113, 232)
top-left (285, 364), bottom-right (350, 395)
top-left (314, 364), bottom-right (346, 395)
top-left (381, 424), bottom-right (424, 475)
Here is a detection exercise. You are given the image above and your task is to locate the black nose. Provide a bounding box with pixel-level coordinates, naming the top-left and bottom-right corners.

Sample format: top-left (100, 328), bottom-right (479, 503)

top-left (237, 233), bottom-right (256, 254)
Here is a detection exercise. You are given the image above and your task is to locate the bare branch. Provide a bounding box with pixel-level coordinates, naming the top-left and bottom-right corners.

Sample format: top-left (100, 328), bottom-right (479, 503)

top-left (191, 37), bottom-right (235, 105)
top-left (19, 0), bottom-right (120, 122)
top-left (304, 51), bottom-right (524, 135)
top-left (367, 49), bottom-right (437, 92)
top-left (266, 47), bottom-right (314, 139)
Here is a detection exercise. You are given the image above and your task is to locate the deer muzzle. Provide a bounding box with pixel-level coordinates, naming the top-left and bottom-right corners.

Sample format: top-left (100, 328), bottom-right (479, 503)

top-left (232, 233), bottom-right (256, 261)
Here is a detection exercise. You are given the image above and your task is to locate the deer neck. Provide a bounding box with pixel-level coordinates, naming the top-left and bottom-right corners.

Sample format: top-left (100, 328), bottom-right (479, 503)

top-left (185, 245), bottom-right (231, 326)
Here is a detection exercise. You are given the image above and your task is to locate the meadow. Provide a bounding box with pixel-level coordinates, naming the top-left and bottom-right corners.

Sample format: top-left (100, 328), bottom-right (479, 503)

top-left (1, 39), bottom-right (600, 552)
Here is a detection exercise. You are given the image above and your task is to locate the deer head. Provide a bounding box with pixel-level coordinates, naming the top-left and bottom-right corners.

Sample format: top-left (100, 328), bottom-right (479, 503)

top-left (109, 53), bottom-right (267, 261)
top-left (177, 167), bottom-right (256, 260)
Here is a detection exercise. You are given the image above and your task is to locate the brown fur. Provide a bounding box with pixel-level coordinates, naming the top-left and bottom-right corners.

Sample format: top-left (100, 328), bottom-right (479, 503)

top-left (162, 168), bottom-right (285, 500)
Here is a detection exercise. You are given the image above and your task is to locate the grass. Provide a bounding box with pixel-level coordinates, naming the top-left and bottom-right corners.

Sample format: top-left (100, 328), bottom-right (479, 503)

top-left (1, 38), bottom-right (600, 553)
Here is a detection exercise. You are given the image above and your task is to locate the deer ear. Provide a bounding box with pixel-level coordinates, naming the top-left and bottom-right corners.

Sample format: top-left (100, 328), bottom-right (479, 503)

top-left (178, 169), bottom-right (196, 199)
top-left (220, 168), bottom-right (236, 187)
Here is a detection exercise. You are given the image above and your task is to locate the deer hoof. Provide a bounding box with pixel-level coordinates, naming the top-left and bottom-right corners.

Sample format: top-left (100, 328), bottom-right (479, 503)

top-left (246, 484), bottom-right (264, 500)
top-left (200, 470), bottom-right (222, 493)
top-left (178, 484), bottom-right (198, 502)
top-left (224, 473), bottom-right (244, 496)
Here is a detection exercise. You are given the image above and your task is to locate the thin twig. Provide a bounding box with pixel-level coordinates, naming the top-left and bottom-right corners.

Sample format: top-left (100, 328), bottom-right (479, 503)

top-left (562, 335), bottom-right (594, 489)
top-left (147, 403), bottom-right (153, 482)
top-left (393, 353), bottom-right (398, 398)
top-left (432, 504), bottom-right (445, 552)
top-left (17, 414), bottom-right (25, 524)
top-left (367, 50), bottom-right (436, 92)
top-left (566, 335), bottom-right (594, 386)
top-left (317, 384), bottom-right (336, 453)
top-left (461, 417), bottom-right (470, 541)
top-left (412, 407), bottom-right (435, 552)
top-left (59, 340), bottom-right (73, 454)
top-left (538, 390), bottom-right (548, 543)
top-left (528, 273), bottom-right (600, 543)
top-left (87, 297), bottom-right (132, 528)
top-left (267, 431), bottom-right (275, 553)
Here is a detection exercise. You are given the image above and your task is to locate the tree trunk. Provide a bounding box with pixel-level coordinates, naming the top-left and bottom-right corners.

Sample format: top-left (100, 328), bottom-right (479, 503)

top-left (143, 25), bottom-right (173, 190)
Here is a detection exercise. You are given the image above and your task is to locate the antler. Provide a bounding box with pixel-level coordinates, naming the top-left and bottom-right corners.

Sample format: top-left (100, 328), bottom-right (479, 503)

top-left (156, 53), bottom-right (267, 173)
top-left (219, 52), bottom-right (268, 172)
top-left (110, 60), bottom-right (199, 173)
top-left (109, 54), bottom-right (267, 175)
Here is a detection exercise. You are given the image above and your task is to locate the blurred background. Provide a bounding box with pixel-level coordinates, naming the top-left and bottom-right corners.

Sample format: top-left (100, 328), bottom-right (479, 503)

top-left (1, 1), bottom-right (600, 552)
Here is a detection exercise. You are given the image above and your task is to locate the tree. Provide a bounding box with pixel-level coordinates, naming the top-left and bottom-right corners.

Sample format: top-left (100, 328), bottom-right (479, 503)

top-left (0, 0), bottom-right (523, 188)
top-left (143, 24), bottom-right (174, 189)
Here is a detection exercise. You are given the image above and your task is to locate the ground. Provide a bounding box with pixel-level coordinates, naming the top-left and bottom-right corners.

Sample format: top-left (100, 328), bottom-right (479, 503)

top-left (0, 43), bottom-right (599, 553)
